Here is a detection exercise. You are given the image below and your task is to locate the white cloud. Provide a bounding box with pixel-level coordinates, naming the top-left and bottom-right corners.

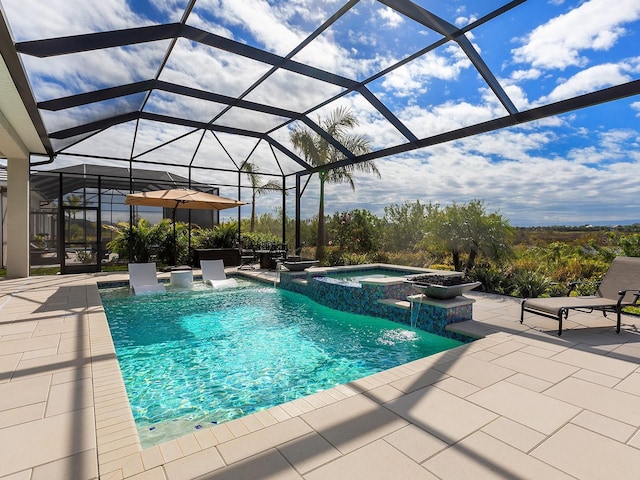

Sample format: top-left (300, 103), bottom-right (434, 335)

top-left (538, 63), bottom-right (631, 104)
top-left (381, 44), bottom-right (472, 97)
top-left (377, 6), bottom-right (403, 28)
top-left (512, 0), bottom-right (640, 70)
top-left (192, 0), bottom-right (307, 56)
top-left (510, 69), bottom-right (542, 82)
top-left (3, 0), bottom-right (147, 40)
top-left (314, 124), bottom-right (640, 226)
top-left (7, 0), bottom-right (640, 227)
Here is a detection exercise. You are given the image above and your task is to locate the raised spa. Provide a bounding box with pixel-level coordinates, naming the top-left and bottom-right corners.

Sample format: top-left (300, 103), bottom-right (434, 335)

top-left (277, 264), bottom-right (477, 337)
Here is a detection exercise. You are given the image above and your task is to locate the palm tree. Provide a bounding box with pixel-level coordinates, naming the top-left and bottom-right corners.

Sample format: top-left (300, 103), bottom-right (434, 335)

top-left (290, 106), bottom-right (378, 260)
top-left (242, 162), bottom-right (283, 232)
top-left (64, 193), bottom-right (83, 240)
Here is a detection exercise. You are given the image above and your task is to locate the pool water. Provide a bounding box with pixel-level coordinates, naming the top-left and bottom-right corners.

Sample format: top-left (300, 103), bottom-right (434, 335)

top-left (319, 268), bottom-right (413, 286)
top-left (100, 279), bottom-right (463, 446)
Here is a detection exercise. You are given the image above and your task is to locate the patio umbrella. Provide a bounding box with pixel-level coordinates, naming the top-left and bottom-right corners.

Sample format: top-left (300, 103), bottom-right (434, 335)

top-left (125, 188), bottom-right (247, 265)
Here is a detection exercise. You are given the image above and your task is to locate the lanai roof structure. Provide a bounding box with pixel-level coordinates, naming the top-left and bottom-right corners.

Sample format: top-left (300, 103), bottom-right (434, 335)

top-left (0, 0), bottom-right (639, 276)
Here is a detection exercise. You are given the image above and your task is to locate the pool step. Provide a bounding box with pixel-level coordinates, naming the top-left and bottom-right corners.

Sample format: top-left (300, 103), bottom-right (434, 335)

top-left (377, 298), bottom-right (411, 310)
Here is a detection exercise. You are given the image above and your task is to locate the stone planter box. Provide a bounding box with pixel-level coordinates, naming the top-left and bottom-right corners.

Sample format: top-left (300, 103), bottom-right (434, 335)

top-left (194, 248), bottom-right (240, 267)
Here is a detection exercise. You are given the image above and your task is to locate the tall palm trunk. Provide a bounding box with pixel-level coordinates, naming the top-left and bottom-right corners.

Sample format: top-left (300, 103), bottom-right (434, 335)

top-left (289, 107), bottom-right (377, 263)
top-left (250, 191), bottom-right (257, 232)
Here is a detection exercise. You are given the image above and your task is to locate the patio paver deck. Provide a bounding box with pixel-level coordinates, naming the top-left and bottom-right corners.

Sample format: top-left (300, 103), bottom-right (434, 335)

top-left (1, 270), bottom-right (640, 479)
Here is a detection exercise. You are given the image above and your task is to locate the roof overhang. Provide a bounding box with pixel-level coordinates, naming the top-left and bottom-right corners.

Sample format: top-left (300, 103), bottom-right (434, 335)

top-left (0, 8), bottom-right (51, 160)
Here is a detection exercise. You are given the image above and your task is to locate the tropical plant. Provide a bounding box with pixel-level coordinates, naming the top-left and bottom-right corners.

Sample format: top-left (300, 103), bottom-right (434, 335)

top-left (156, 220), bottom-right (191, 265)
top-left (469, 263), bottom-right (506, 293)
top-left (64, 193), bottom-right (83, 240)
top-left (192, 222), bottom-right (240, 249)
top-left (240, 231), bottom-right (281, 250)
top-left (507, 269), bottom-right (552, 298)
top-left (104, 218), bottom-right (163, 263)
top-left (241, 162), bottom-right (283, 232)
top-left (290, 106), bottom-right (378, 260)
top-left (422, 200), bottom-right (514, 273)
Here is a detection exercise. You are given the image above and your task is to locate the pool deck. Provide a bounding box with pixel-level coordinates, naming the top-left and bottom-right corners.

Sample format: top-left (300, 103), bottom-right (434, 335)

top-left (2, 269), bottom-right (640, 479)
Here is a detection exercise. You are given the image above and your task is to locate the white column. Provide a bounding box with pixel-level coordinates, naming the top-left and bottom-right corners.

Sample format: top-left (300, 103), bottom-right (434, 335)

top-left (6, 157), bottom-right (30, 278)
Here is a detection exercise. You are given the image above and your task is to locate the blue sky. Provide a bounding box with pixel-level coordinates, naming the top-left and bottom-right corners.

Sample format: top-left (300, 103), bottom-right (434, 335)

top-left (3, 0), bottom-right (640, 226)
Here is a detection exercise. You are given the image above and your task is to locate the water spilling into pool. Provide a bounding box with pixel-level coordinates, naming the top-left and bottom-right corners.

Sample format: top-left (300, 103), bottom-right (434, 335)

top-left (100, 279), bottom-right (462, 446)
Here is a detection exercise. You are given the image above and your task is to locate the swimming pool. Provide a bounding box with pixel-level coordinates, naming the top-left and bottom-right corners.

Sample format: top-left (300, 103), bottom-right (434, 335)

top-left (100, 279), bottom-right (463, 447)
top-left (316, 268), bottom-right (412, 286)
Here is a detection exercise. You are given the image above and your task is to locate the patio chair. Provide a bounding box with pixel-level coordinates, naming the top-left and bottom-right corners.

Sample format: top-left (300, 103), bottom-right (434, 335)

top-left (201, 259), bottom-right (238, 289)
top-left (238, 243), bottom-right (256, 270)
top-left (128, 262), bottom-right (166, 295)
top-left (520, 256), bottom-right (640, 335)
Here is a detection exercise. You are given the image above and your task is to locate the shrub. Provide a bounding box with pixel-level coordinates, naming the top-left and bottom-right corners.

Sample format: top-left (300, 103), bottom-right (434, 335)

top-left (385, 250), bottom-right (438, 268)
top-left (104, 218), bottom-right (166, 263)
top-left (339, 252), bottom-right (370, 265)
top-left (507, 269), bottom-right (552, 298)
top-left (469, 264), bottom-right (505, 293)
top-left (76, 250), bottom-right (96, 264)
top-left (241, 231), bottom-right (281, 250)
top-left (192, 222), bottom-right (239, 249)
top-left (429, 263), bottom-right (454, 271)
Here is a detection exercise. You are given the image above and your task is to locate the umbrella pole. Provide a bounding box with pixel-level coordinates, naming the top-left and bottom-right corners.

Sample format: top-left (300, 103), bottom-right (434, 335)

top-left (172, 205), bottom-right (178, 266)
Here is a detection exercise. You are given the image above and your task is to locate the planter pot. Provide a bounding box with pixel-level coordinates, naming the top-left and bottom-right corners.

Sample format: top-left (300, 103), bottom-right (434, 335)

top-left (406, 274), bottom-right (481, 299)
top-left (409, 281), bottom-right (481, 299)
top-left (281, 258), bottom-right (319, 271)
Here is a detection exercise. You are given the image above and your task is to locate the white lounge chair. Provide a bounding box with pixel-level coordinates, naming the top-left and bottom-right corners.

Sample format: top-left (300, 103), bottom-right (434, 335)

top-left (201, 260), bottom-right (238, 289)
top-left (128, 262), bottom-right (166, 295)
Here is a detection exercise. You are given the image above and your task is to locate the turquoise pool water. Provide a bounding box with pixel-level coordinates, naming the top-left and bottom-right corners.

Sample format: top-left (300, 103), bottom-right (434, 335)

top-left (100, 279), bottom-right (463, 446)
top-left (318, 268), bottom-right (414, 286)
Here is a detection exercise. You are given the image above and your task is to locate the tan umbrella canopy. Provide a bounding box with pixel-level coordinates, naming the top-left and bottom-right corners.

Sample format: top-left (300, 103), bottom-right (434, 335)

top-left (125, 188), bottom-right (247, 265)
top-left (125, 188), bottom-right (247, 211)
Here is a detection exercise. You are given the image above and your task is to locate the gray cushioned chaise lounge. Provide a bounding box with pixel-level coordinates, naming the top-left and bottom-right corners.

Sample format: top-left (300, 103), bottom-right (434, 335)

top-left (521, 256), bottom-right (640, 335)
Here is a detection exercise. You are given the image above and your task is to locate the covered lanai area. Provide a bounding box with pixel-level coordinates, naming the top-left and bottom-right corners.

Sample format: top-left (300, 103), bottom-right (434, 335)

top-left (2, 3), bottom-right (640, 480)
top-left (1, 0), bottom-right (639, 278)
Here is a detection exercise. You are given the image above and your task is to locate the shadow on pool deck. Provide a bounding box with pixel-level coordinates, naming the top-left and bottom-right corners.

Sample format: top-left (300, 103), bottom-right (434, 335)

top-left (2, 271), bottom-right (640, 479)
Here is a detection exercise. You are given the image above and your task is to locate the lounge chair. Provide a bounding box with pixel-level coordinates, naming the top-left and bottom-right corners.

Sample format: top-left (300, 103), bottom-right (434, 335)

top-left (128, 262), bottom-right (166, 294)
top-left (521, 256), bottom-right (640, 335)
top-left (201, 260), bottom-right (238, 289)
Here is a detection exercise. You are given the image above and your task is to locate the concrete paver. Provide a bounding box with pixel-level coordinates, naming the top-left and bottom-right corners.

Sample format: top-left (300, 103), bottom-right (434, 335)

top-left (532, 423), bottom-right (640, 480)
top-left (425, 431), bottom-right (574, 480)
top-left (2, 271), bottom-right (640, 479)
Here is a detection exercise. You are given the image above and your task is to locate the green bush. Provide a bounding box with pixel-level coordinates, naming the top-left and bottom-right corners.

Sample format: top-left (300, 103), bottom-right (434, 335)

top-left (240, 231), bottom-right (281, 250)
top-left (339, 252), bottom-right (370, 266)
top-left (385, 250), bottom-right (438, 268)
top-left (327, 209), bottom-right (380, 254)
top-left (104, 218), bottom-right (166, 263)
top-left (192, 222), bottom-right (239, 249)
top-left (469, 264), bottom-right (505, 293)
top-left (507, 269), bottom-right (552, 298)
top-left (76, 250), bottom-right (96, 264)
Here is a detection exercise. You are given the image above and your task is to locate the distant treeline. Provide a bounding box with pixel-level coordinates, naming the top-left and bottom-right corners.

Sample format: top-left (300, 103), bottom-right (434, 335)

top-left (514, 224), bottom-right (640, 246)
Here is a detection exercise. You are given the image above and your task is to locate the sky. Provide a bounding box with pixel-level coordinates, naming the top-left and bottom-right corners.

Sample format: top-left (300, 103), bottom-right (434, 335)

top-left (2, 0), bottom-right (640, 226)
